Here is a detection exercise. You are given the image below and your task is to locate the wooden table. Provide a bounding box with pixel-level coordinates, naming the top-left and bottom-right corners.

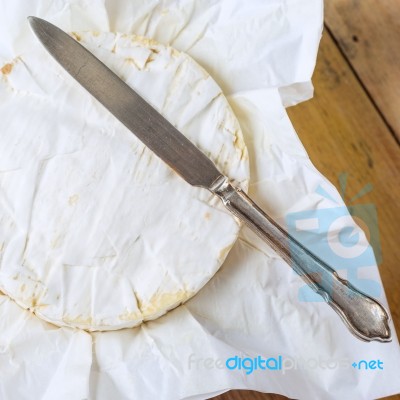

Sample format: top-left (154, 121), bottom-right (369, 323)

top-left (215, 1), bottom-right (400, 399)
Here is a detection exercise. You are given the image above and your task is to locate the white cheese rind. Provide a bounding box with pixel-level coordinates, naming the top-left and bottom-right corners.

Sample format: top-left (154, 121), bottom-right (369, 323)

top-left (0, 32), bottom-right (249, 330)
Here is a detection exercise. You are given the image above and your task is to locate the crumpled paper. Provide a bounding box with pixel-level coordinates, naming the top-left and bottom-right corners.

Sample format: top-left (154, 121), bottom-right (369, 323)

top-left (0, 1), bottom-right (400, 400)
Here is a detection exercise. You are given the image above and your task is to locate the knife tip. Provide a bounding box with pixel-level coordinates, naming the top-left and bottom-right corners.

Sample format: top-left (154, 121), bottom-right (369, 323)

top-left (27, 16), bottom-right (46, 29)
top-left (27, 17), bottom-right (52, 40)
top-left (27, 16), bottom-right (38, 29)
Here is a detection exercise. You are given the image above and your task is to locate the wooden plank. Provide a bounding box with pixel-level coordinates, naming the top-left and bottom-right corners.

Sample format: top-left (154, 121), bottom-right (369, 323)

top-left (325, 0), bottom-right (400, 142)
top-left (214, 28), bottom-right (400, 400)
top-left (286, 31), bottom-right (400, 340)
top-left (213, 391), bottom-right (288, 400)
top-left (287, 30), bottom-right (400, 400)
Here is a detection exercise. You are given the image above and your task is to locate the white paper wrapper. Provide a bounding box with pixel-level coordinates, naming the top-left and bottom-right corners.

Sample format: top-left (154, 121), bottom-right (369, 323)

top-left (1, 1), bottom-right (400, 400)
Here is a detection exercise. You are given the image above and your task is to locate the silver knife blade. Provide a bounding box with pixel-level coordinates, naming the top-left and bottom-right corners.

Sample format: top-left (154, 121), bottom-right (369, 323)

top-left (28, 16), bottom-right (222, 189)
top-left (28, 17), bottom-right (392, 342)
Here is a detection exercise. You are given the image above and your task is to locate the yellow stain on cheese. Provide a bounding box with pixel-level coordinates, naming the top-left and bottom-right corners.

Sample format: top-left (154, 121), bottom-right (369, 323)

top-left (62, 314), bottom-right (94, 326)
top-left (144, 54), bottom-right (155, 68)
top-left (119, 289), bottom-right (195, 322)
top-left (170, 48), bottom-right (180, 58)
top-left (204, 212), bottom-right (212, 220)
top-left (132, 35), bottom-right (159, 48)
top-left (71, 32), bottom-right (81, 41)
top-left (124, 57), bottom-right (140, 69)
top-left (68, 194), bottom-right (79, 206)
top-left (218, 243), bottom-right (233, 263)
top-left (142, 290), bottom-right (195, 318)
top-left (117, 309), bottom-right (143, 322)
top-left (1, 63), bottom-right (12, 75)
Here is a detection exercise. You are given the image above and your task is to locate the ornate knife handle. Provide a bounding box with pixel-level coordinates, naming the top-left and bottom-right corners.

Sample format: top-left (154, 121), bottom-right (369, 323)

top-left (210, 177), bottom-right (391, 342)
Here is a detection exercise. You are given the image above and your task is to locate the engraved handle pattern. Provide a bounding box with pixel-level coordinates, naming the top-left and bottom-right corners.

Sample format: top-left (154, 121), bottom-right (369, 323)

top-left (211, 179), bottom-right (391, 342)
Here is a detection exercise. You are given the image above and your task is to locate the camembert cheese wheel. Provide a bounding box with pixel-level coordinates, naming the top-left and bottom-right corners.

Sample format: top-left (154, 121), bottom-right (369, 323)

top-left (0, 31), bottom-right (249, 330)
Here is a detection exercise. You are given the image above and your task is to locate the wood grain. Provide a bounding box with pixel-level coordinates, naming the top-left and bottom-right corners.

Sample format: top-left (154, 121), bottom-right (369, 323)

top-left (286, 31), bottom-right (400, 342)
top-left (325, 0), bottom-right (400, 143)
top-left (213, 25), bottom-right (400, 400)
top-left (213, 392), bottom-right (289, 400)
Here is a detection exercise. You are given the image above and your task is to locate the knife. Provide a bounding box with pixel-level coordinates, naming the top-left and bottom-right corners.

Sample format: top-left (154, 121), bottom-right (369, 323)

top-left (28, 17), bottom-right (391, 342)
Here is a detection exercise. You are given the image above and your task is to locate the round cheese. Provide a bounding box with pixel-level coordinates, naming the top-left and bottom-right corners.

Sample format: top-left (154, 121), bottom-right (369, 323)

top-left (0, 31), bottom-right (249, 330)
